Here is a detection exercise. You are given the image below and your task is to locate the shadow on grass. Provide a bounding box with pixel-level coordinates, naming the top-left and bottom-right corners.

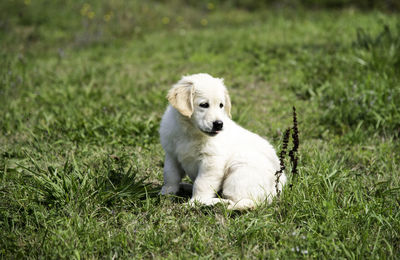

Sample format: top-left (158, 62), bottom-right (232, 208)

top-left (98, 165), bottom-right (160, 207)
top-left (167, 185), bottom-right (250, 217)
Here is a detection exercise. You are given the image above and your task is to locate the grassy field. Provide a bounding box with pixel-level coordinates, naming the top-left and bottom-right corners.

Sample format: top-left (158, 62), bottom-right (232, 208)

top-left (1, 0), bottom-right (400, 258)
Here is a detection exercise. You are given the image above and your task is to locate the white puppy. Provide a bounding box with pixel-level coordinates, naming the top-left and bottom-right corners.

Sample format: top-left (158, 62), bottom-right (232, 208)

top-left (159, 73), bottom-right (286, 210)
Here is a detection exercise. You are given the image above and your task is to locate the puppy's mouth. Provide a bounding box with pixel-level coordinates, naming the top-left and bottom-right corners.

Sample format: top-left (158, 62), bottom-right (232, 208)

top-left (201, 130), bottom-right (221, 136)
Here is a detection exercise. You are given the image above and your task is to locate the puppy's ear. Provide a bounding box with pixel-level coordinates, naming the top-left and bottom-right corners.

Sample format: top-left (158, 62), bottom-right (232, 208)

top-left (224, 90), bottom-right (232, 118)
top-left (167, 77), bottom-right (194, 117)
top-left (218, 78), bottom-right (232, 118)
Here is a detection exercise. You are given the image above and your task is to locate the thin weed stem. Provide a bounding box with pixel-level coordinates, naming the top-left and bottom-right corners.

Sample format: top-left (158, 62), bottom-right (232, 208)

top-left (289, 106), bottom-right (299, 189)
top-left (275, 106), bottom-right (300, 194)
top-left (275, 127), bottom-right (291, 197)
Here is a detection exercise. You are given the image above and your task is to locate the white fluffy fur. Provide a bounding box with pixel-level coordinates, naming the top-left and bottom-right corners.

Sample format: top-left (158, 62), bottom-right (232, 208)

top-left (159, 73), bottom-right (286, 210)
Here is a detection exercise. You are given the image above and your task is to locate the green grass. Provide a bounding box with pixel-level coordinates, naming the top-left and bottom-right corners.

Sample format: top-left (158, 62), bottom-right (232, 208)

top-left (1, 1), bottom-right (400, 258)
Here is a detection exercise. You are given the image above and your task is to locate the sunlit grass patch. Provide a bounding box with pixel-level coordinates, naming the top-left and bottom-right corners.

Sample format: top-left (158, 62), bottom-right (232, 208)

top-left (0, 2), bottom-right (399, 258)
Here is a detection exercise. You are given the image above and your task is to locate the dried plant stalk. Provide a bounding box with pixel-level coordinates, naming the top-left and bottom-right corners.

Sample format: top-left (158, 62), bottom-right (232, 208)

top-left (274, 106), bottom-right (300, 195)
top-left (289, 106), bottom-right (299, 189)
top-left (275, 127), bottom-right (291, 197)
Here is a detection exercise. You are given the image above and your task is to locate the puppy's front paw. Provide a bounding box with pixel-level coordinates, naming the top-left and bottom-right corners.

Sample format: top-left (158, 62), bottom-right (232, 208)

top-left (188, 197), bottom-right (233, 207)
top-left (160, 185), bottom-right (179, 195)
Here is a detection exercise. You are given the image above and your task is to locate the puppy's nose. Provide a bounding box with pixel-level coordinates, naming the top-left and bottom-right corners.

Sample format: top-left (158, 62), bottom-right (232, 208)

top-left (212, 120), bottom-right (223, 131)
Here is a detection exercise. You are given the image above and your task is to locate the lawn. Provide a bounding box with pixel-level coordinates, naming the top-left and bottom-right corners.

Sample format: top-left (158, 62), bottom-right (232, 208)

top-left (1, 0), bottom-right (399, 258)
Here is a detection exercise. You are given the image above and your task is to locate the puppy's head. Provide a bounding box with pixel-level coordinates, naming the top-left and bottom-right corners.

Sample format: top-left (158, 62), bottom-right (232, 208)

top-left (168, 73), bottom-right (231, 136)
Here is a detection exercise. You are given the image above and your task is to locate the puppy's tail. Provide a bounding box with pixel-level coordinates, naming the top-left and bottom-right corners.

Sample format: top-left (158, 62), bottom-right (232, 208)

top-left (227, 199), bottom-right (257, 211)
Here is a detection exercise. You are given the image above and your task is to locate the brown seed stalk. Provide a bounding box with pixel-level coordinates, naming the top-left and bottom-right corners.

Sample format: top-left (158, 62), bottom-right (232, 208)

top-left (289, 106), bottom-right (299, 189)
top-left (275, 127), bottom-right (291, 197)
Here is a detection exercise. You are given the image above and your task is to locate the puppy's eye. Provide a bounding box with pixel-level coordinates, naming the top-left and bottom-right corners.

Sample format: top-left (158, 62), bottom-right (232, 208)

top-left (220, 103), bottom-right (224, 108)
top-left (199, 103), bottom-right (209, 108)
